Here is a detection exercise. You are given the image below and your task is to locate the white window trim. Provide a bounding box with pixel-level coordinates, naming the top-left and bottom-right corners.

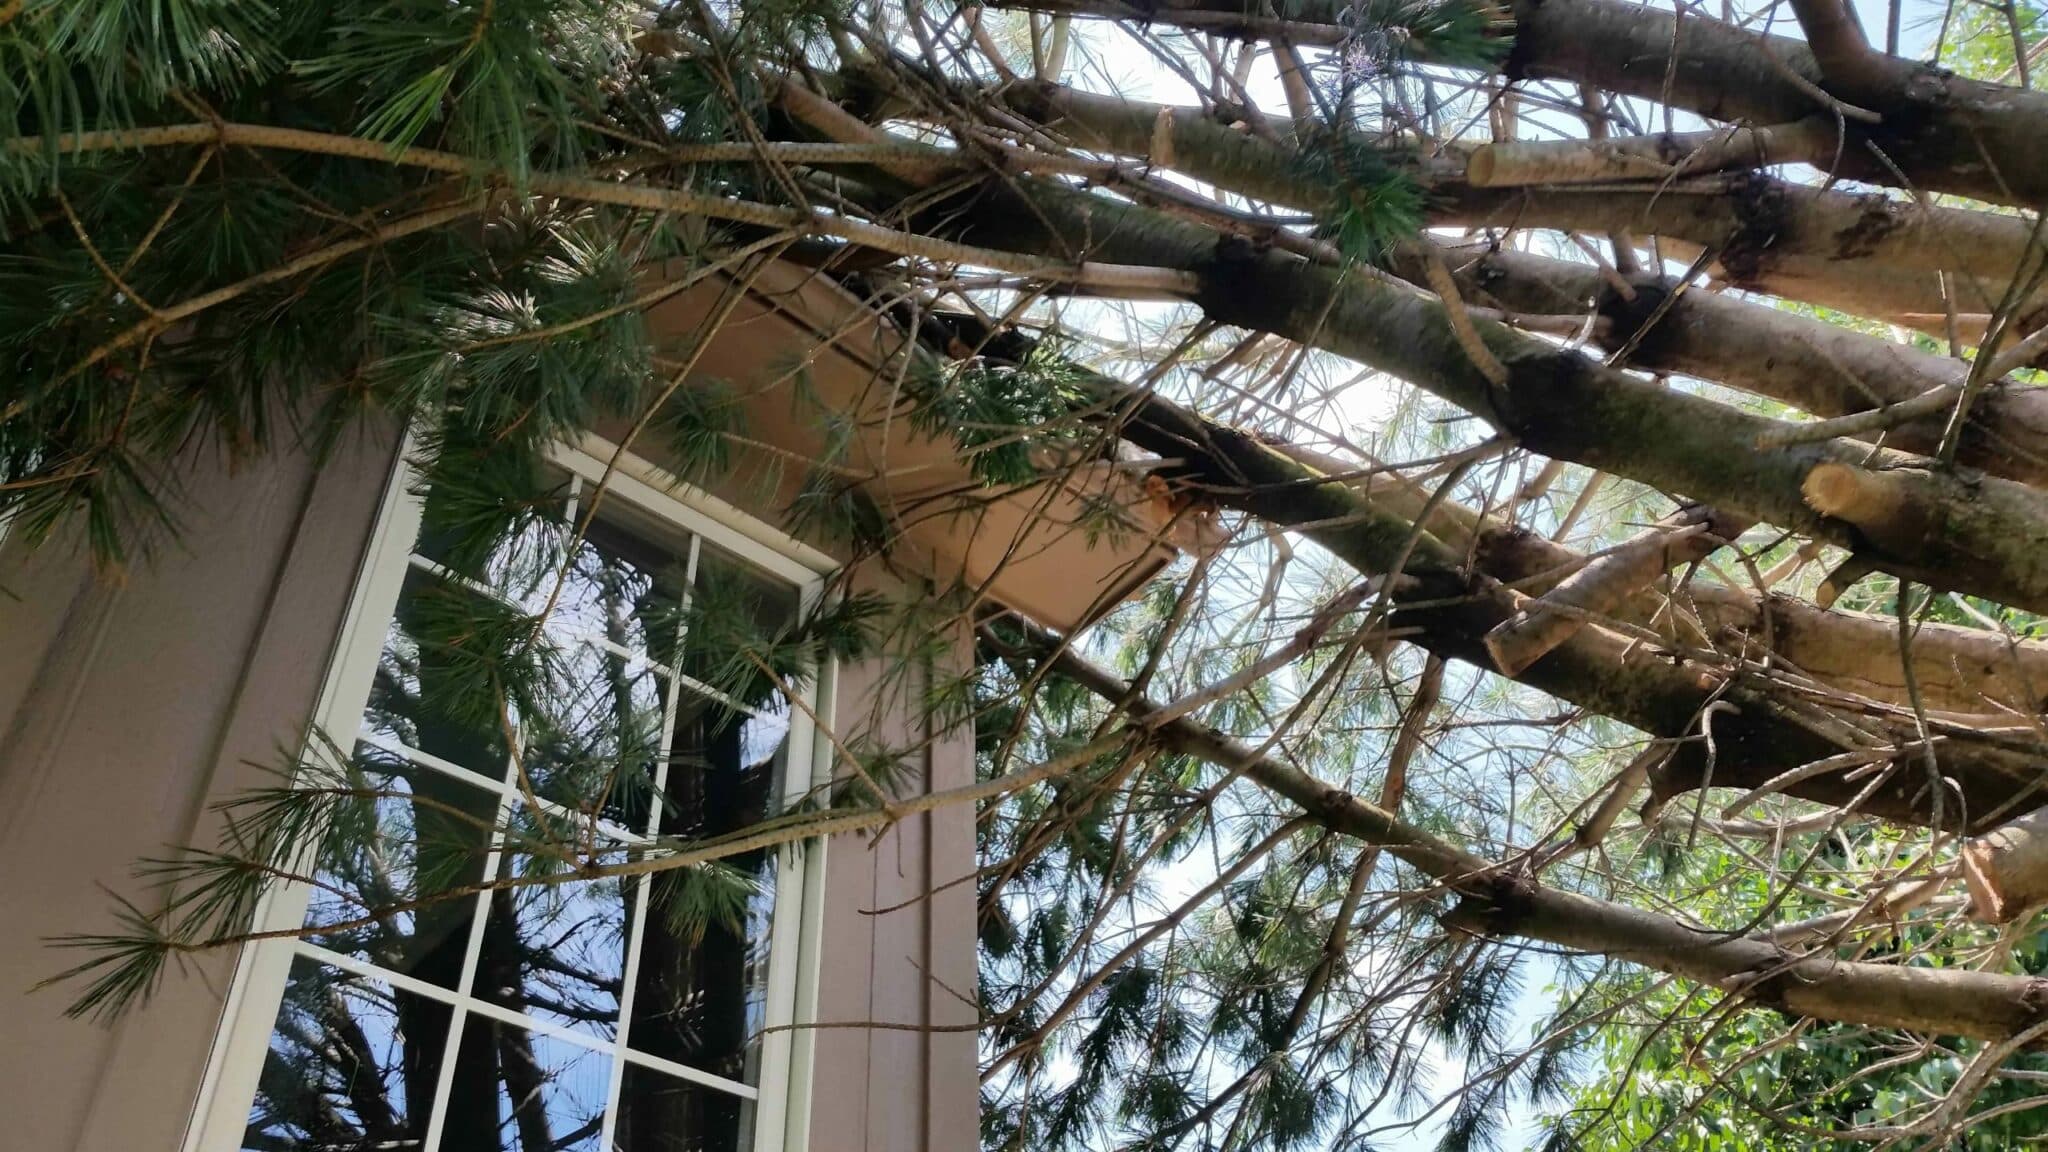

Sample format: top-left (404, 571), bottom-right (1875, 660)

top-left (181, 432), bottom-right (838, 1152)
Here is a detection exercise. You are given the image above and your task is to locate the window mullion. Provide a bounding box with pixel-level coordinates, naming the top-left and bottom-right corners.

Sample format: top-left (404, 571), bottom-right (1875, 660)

top-left (605, 531), bottom-right (698, 1139)
top-left (419, 735), bottom-right (521, 1152)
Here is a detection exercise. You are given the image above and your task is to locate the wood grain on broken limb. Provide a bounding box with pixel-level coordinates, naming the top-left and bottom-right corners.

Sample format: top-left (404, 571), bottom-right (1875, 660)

top-left (1484, 506), bottom-right (1753, 677)
top-left (1102, 391), bottom-right (2045, 831)
top-left (1465, 119), bottom-right (1840, 187)
top-left (1274, 443), bottom-right (2048, 717)
top-left (1964, 808), bottom-right (2048, 923)
top-left (1030, 634), bottom-right (2048, 1045)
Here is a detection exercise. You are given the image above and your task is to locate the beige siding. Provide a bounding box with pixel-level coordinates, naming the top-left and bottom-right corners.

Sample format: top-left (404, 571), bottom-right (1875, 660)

top-left (0, 424), bottom-right (403, 1150)
top-left (810, 651), bottom-right (980, 1152)
top-left (0, 428), bottom-right (981, 1151)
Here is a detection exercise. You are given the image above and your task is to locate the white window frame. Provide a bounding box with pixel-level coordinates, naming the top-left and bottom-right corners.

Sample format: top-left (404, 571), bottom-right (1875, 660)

top-left (181, 432), bottom-right (838, 1152)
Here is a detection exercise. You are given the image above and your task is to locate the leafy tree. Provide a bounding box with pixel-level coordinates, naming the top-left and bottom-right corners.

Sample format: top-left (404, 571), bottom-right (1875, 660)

top-left (8, 0), bottom-right (2048, 1149)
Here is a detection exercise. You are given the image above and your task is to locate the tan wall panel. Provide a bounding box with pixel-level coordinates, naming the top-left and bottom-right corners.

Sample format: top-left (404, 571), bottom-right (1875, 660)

top-left (808, 601), bottom-right (981, 1152)
top-left (0, 426), bottom-right (402, 1152)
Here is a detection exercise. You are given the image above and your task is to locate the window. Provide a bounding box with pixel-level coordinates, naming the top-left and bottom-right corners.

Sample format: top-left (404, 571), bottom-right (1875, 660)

top-left (187, 440), bottom-right (832, 1152)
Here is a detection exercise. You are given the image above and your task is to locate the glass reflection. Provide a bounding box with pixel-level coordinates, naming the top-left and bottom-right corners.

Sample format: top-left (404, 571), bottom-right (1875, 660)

top-left (627, 689), bottom-right (787, 1084)
top-left (249, 472), bottom-right (805, 1152)
top-left (443, 1018), bottom-right (609, 1151)
top-left (472, 812), bottom-right (631, 1040)
top-left (536, 516), bottom-right (686, 654)
top-left (242, 956), bottom-right (453, 1151)
top-left (303, 755), bottom-right (495, 989)
top-left (612, 1063), bottom-right (750, 1152)
top-left (368, 569), bottom-right (518, 777)
top-left (523, 639), bottom-right (667, 831)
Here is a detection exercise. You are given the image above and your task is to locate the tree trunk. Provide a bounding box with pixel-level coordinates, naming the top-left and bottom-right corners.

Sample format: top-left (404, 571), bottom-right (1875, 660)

top-left (943, 176), bottom-right (2048, 616)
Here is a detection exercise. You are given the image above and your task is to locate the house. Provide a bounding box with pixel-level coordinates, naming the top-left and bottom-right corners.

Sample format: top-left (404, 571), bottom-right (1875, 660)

top-left (0, 259), bottom-right (1198, 1151)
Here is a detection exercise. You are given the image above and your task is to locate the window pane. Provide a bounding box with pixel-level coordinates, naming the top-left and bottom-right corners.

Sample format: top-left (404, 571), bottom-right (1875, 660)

top-left (367, 569), bottom-right (517, 777)
top-left (443, 1016), bottom-right (609, 1152)
top-left (471, 811), bottom-right (631, 1040)
top-left (244, 470), bottom-right (810, 1152)
top-left (676, 544), bottom-right (803, 712)
top-left (410, 466), bottom-right (566, 591)
top-left (523, 638), bottom-right (667, 831)
top-left (627, 690), bottom-right (789, 1082)
top-left (539, 514), bottom-right (688, 654)
top-left (241, 956), bottom-right (453, 1152)
top-left (303, 754), bottom-right (496, 990)
top-left (612, 1063), bottom-right (751, 1152)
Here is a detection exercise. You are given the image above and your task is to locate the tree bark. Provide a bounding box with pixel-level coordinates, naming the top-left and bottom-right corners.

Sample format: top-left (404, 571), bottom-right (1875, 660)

top-left (1465, 119), bottom-right (1841, 186)
top-left (998, 81), bottom-right (2048, 330)
top-left (1432, 179), bottom-right (2046, 316)
top-left (1420, 245), bottom-right (2048, 486)
top-left (944, 175), bottom-right (2048, 617)
top-left (1964, 807), bottom-right (2048, 922)
top-left (1271, 442), bottom-right (2048, 717)
top-left (1096, 382), bottom-right (2045, 831)
top-left (1004, 0), bottom-right (2048, 208)
top-left (1483, 506), bottom-right (1751, 677)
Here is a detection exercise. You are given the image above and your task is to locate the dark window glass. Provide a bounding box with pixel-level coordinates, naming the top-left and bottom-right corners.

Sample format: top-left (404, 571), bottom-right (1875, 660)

top-left (612, 1063), bottom-right (750, 1152)
top-left (625, 688), bottom-right (788, 1083)
top-left (367, 568), bottom-right (518, 778)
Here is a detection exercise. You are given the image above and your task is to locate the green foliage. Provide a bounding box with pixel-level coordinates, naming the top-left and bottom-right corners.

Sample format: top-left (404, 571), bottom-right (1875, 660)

top-left (1272, 0), bottom-right (1509, 78)
top-left (654, 859), bottom-right (760, 945)
top-left (1296, 131), bottom-right (1427, 263)
top-left (1940, 0), bottom-right (2045, 82)
top-left (297, 0), bottom-right (624, 175)
top-left (39, 735), bottom-right (367, 1020)
top-left (675, 569), bottom-right (888, 727)
top-left (906, 341), bottom-right (1091, 488)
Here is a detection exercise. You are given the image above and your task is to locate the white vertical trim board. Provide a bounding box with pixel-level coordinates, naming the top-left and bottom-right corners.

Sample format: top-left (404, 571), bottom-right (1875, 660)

top-left (184, 437), bottom-right (833, 1152)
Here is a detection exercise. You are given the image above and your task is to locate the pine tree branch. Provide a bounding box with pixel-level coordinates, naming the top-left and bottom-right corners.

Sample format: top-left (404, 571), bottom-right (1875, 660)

top-left (936, 174), bottom-right (2048, 618)
top-left (47, 729), bottom-right (1137, 998)
top-left (1785, 0), bottom-right (1890, 95)
top-left (990, 79), bottom-right (2047, 322)
top-left (1026, 631), bottom-right (2048, 1046)
top-left (1464, 119), bottom-right (1840, 186)
top-left (991, 0), bottom-right (2048, 208)
top-left (55, 197), bottom-right (488, 390)
top-left (4, 121), bottom-right (1199, 296)
top-left (1414, 245), bottom-right (2048, 485)
top-left (1088, 382), bottom-right (2045, 830)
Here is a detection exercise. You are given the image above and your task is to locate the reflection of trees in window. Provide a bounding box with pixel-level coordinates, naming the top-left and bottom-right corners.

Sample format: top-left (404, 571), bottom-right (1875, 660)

top-left (239, 476), bottom-right (799, 1152)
